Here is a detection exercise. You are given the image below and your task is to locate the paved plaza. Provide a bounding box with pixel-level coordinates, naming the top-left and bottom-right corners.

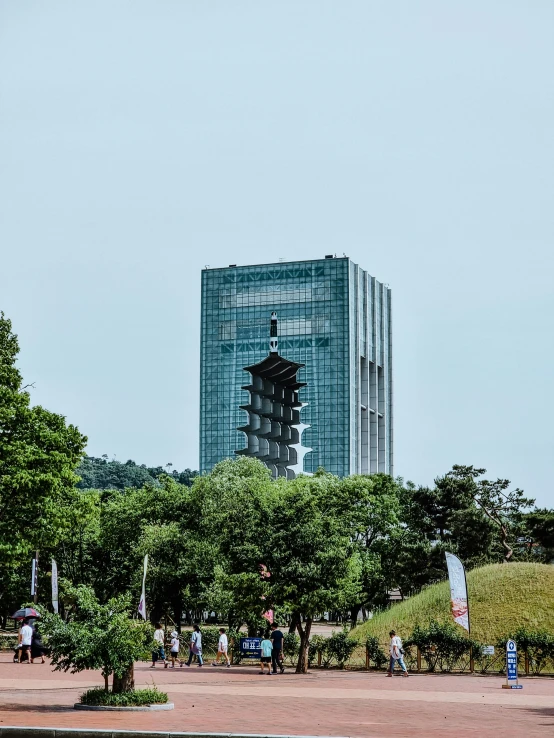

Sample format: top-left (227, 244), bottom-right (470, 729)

top-left (1, 654), bottom-right (553, 737)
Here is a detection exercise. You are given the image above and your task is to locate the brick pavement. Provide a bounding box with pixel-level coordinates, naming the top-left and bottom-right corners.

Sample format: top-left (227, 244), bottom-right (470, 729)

top-left (1, 654), bottom-right (553, 737)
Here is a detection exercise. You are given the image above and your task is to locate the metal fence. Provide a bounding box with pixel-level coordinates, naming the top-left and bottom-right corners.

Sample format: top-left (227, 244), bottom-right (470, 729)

top-left (301, 643), bottom-right (554, 676)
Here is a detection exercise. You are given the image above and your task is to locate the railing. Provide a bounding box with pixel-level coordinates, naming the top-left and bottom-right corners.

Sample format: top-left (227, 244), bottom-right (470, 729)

top-left (305, 643), bottom-right (554, 676)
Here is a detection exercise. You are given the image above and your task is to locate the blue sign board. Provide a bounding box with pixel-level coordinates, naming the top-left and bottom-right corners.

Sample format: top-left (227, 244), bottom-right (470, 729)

top-left (506, 639), bottom-right (518, 681)
top-left (240, 637), bottom-right (262, 660)
top-left (502, 639), bottom-right (522, 688)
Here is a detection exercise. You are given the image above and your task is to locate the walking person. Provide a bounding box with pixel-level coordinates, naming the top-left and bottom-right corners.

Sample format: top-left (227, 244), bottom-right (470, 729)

top-left (270, 623), bottom-right (285, 674)
top-left (387, 630), bottom-right (408, 677)
top-left (169, 631), bottom-right (180, 668)
top-left (185, 624), bottom-right (203, 667)
top-left (212, 628), bottom-right (231, 667)
top-left (259, 632), bottom-right (273, 675)
top-left (17, 619), bottom-right (33, 664)
top-left (150, 623), bottom-right (166, 668)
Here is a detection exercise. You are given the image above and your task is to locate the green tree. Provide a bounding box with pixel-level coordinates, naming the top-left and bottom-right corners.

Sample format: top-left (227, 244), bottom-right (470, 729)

top-left (39, 583), bottom-right (151, 693)
top-left (54, 489), bottom-right (102, 587)
top-left (190, 456), bottom-right (275, 632)
top-left (0, 313), bottom-right (86, 605)
top-left (402, 478), bottom-right (498, 565)
top-left (341, 473), bottom-right (401, 626)
top-left (97, 475), bottom-right (215, 623)
top-left (76, 456), bottom-right (198, 490)
top-left (267, 471), bottom-right (362, 673)
top-left (442, 466), bottom-right (534, 562)
top-left (521, 508), bottom-right (554, 561)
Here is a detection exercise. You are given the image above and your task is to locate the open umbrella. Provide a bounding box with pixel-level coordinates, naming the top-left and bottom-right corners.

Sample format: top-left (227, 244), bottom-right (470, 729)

top-left (11, 607), bottom-right (40, 620)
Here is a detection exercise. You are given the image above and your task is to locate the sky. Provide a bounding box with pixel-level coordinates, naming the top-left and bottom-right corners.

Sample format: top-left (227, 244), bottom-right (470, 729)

top-left (1, 1), bottom-right (553, 506)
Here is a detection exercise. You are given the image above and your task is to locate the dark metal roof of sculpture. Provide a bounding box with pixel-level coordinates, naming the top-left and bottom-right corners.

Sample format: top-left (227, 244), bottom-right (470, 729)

top-left (242, 354), bottom-right (306, 391)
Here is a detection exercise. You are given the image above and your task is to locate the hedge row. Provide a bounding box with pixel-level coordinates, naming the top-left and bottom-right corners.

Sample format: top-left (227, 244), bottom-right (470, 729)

top-left (306, 621), bottom-right (554, 674)
top-left (135, 622), bottom-right (554, 674)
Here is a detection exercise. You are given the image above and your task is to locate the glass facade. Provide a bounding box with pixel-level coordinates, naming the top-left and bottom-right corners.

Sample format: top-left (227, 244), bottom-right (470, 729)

top-left (200, 257), bottom-right (392, 477)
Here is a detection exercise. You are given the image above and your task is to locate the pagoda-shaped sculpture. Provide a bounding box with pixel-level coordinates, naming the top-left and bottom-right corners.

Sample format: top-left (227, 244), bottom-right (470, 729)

top-left (236, 312), bottom-right (312, 479)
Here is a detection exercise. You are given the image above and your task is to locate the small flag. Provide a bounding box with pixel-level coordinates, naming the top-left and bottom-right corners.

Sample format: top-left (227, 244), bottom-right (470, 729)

top-left (138, 554), bottom-right (148, 620)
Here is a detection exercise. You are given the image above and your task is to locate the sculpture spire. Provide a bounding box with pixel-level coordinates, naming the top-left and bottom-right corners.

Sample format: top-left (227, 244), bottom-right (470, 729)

top-left (269, 311), bottom-right (278, 354)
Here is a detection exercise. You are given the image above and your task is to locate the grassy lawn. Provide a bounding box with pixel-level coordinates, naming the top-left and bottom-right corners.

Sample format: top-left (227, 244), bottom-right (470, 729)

top-left (352, 562), bottom-right (554, 645)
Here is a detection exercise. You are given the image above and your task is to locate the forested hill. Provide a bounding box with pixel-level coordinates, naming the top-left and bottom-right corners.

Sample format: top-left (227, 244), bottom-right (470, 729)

top-left (76, 456), bottom-right (198, 490)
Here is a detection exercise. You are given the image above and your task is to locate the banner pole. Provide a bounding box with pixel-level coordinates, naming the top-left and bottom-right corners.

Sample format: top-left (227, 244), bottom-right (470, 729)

top-left (51, 559), bottom-right (59, 614)
top-left (33, 551), bottom-right (39, 604)
top-left (464, 565), bottom-right (471, 638)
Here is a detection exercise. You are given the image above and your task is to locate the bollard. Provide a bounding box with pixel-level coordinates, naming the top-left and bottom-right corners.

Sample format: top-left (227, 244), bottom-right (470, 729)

top-left (365, 646), bottom-right (369, 670)
top-left (417, 646), bottom-right (421, 672)
top-left (318, 650), bottom-right (322, 667)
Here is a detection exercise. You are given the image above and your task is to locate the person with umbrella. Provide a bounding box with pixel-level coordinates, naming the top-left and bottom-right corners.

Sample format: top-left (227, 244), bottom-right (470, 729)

top-left (11, 608), bottom-right (40, 664)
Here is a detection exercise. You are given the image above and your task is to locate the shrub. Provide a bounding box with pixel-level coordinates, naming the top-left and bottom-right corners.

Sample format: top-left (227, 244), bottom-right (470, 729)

top-left (80, 687), bottom-right (168, 706)
top-left (365, 635), bottom-right (388, 669)
top-left (407, 620), bottom-right (478, 672)
top-left (282, 632), bottom-right (300, 664)
top-left (326, 629), bottom-right (358, 669)
top-left (498, 627), bottom-right (554, 675)
top-left (308, 634), bottom-right (328, 666)
top-left (471, 643), bottom-right (504, 675)
top-left (3, 636), bottom-right (19, 652)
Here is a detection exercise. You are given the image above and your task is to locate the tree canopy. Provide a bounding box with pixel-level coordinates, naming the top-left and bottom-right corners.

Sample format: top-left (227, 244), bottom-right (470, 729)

top-left (2, 312), bottom-right (552, 674)
top-left (0, 312), bottom-right (87, 607)
top-left (76, 456), bottom-right (198, 490)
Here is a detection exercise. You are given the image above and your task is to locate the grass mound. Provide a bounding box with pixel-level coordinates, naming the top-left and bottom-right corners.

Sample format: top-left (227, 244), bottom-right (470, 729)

top-left (80, 687), bottom-right (168, 707)
top-left (353, 562), bottom-right (554, 645)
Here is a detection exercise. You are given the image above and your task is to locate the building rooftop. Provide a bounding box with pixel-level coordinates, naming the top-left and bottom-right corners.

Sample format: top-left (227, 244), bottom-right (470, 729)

top-left (203, 256), bottom-right (350, 271)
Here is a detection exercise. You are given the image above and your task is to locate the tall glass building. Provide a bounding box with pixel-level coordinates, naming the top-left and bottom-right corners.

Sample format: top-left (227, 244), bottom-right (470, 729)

top-left (199, 257), bottom-right (392, 477)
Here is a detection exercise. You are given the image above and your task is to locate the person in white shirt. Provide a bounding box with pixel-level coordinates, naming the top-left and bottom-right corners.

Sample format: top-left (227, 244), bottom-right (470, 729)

top-left (169, 631), bottom-right (180, 668)
top-left (212, 628), bottom-right (231, 667)
top-left (387, 630), bottom-right (408, 677)
top-left (185, 624), bottom-right (203, 667)
top-left (150, 623), bottom-right (166, 668)
top-left (18, 620), bottom-right (33, 664)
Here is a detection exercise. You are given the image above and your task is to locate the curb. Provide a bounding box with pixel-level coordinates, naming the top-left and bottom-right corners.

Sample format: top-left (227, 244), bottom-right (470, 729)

top-left (74, 702), bottom-right (174, 711)
top-left (0, 730), bottom-right (350, 738)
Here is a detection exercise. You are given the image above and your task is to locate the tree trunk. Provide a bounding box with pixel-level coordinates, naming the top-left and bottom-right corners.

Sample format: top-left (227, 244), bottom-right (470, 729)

top-left (295, 617), bottom-right (313, 674)
top-left (350, 604), bottom-right (361, 630)
top-left (227, 611), bottom-right (241, 632)
top-left (173, 596), bottom-right (182, 632)
top-left (501, 524), bottom-right (513, 562)
top-left (150, 605), bottom-right (163, 624)
top-left (289, 610), bottom-right (301, 634)
top-left (112, 664), bottom-right (135, 693)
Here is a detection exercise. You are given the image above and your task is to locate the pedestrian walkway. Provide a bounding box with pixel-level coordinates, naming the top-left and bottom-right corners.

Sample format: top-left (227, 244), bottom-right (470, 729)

top-left (0, 655), bottom-right (552, 737)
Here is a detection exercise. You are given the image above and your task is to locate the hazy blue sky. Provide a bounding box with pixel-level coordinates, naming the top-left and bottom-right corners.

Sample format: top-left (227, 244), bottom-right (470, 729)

top-left (1, 1), bottom-right (553, 505)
